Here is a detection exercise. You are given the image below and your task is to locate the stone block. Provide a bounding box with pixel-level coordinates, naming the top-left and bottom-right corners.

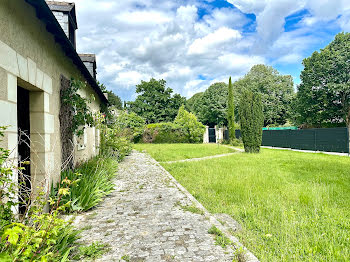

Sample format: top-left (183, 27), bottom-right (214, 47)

top-left (27, 58), bottom-right (37, 86)
top-left (30, 113), bottom-right (54, 134)
top-left (17, 53), bottom-right (28, 82)
top-left (43, 74), bottom-right (52, 94)
top-left (7, 133), bottom-right (18, 159)
top-left (30, 92), bottom-right (50, 113)
top-left (7, 73), bottom-right (17, 102)
top-left (0, 40), bottom-right (19, 76)
top-left (36, 69), bottom-right (44, 89)
top-left (30, 133), bottom-right (50, 153)
top-left (0, 100), bottom-right (17, 132)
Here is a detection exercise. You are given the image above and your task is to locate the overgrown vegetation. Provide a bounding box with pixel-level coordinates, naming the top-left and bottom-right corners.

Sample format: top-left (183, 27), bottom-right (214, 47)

top-left (97, 112), bottom-right (133, 160)
top-left (208, 225), bottom-right (232, 248)
top-left (51, 157), bottom-right (118, 212)
top-left (239, 91), bottom-right (264, 153)
top-left (75, 241), bottom-right (110, 260)
top-left (175, 201), bottom-right (204, 215)
top-left (161, 146), bottom-right (350, 261)
top-left (142, 106), bottom-right (205, 143)
top-left (61, 79), bottom-right (95, 136)
top-left (0, 126), bottom-right (81, 261)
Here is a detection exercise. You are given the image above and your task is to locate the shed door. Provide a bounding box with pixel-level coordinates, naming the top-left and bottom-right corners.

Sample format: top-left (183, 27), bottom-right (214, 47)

top-left (209, 128), bottom-right (216, 143)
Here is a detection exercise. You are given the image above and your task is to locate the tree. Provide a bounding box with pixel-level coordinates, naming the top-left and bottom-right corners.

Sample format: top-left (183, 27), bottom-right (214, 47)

top-left (129, 78), bottom-right (186, 123)
top-left (294, 32), bottom-right (350, 128)
top-left (239, 90), bottom-right (264, 153)
top-left (106, 90), bottom-right (123, 110)
top-left (186, 92), bottom-right (203, 113)
top-left (234, 65), bottom-right (294, 126)
top-left (227, 77), bottom-right (235, 140)
top-left (190, 82), bottom-right (228, 127)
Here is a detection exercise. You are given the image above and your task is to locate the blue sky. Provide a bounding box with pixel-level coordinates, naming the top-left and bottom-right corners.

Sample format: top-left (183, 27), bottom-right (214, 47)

top-left (66, 0), bottom-right (350, 101)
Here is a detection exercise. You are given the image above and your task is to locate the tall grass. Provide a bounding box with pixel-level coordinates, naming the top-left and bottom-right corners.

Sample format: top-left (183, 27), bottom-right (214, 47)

top-left (52, 157), bottom-right (118, 212)
top-left (161, 148), bottom-right (350, 261)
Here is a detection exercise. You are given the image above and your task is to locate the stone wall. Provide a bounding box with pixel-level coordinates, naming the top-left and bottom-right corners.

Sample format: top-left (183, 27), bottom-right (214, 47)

top-left (52, 11), bottom-right (69, 37)
top-left (0, 0), bottom-right (102, 194)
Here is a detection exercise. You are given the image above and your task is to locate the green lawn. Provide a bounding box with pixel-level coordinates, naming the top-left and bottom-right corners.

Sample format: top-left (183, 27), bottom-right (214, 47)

top-left (156, 146), bottom-right (350, 261)
top-left (133, 143), bottom-right (235, 162)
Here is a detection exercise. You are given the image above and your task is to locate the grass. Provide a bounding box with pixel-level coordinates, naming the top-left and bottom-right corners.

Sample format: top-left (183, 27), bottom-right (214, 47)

top-left (208, 225), bottom-right (232, 248)
top-left (133, 143), bottom-right (235, 162)
top-left (159, 146), bottom-right (350, 261)
top-left (175, 201), bottom-right (204, 215)
top-left (75, 242), bottom-right (110, 260)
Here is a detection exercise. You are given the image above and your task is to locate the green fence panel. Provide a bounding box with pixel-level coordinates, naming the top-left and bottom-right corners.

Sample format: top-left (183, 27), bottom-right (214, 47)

top-left (237, 127), bottom-right (349, 153)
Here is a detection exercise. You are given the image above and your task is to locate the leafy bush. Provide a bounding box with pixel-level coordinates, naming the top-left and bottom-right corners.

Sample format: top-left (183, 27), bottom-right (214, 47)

top-left (239, 90), bottom-right (264, 153)
top-left (143, 123), bottom-right (188, 143)
top-left (52, 156), bottom-right (118, 212)
top-left (142, 106), bottom-right (205, 144)
top-left (96, 113), bottom-right (132, 160)
top-left (174, 105), bottom-right (205, 143)
top-left (114, 111), bottom-right (145, 143)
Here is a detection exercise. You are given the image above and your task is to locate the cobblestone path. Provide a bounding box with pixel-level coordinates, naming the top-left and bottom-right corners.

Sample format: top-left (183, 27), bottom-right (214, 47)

top-left (73, 151), bottom-right (258, 262)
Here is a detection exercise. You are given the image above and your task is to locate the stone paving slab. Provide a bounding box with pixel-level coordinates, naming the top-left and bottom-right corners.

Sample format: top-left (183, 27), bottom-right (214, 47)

top-left (73, 151), bottom-right (258, 262)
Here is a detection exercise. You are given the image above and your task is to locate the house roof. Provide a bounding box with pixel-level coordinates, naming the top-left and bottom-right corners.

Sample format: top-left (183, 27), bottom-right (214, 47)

top-left (46, 1), bottom-right (78, 30)
top-left (79, 54), bottom-right (96, 63)
top-left (24, 0), bottom-right (108, 104)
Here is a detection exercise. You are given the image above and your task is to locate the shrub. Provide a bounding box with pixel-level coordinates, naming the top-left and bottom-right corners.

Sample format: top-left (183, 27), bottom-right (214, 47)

top-left (52, 156), bottom-right (118, 212)
top-left (96, 113), bottom-right (132, 160)
top-left (143, 122), bottom-right (188, 143)
top-left (142, 106), bottom-right (205, 144)
top-left (113, 111), bottom-right (145, 143)
top-left (174, 105), bottom-right (205, 143)
top-left (239, 90), bottom-right (264, 153)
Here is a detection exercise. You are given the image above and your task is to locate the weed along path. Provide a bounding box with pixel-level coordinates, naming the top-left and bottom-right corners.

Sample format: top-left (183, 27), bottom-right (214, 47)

top-left (73, 151), bottom-right (258, 262)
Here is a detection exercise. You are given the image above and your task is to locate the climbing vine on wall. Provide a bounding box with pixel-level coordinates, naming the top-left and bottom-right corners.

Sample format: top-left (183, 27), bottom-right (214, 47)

top-left (61, 78), bottom-right (95, 137)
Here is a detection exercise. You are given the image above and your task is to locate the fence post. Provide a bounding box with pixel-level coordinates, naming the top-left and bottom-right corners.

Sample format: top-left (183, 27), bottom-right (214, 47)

top-left (314, 129), bottom-right (317, 152)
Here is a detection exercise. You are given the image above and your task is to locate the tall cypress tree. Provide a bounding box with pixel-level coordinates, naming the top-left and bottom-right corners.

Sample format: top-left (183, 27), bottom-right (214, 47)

top-left (227, 77), bottom-right (235, 140)
top-left (239, 90), bottom-right (264, 153)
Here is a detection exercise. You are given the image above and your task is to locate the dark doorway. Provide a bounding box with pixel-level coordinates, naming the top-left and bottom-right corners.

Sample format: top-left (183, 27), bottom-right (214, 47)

top-left (17, 86), bottom-right (31, 214)
top-left (209, 128), bottom-right (216, 143)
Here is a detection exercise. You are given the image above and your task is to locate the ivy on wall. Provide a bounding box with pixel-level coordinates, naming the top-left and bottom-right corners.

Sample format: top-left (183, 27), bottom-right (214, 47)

top-left (61, 79), bottom-right (95, 137)
top-left (59, 76), bottom-right (95, 170)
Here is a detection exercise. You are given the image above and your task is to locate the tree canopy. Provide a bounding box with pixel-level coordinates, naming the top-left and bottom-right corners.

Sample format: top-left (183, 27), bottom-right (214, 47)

top-left (234, 64), bottom-right (294, 126)
top-left (187, 82), bottom-right (228, 127)
top-left (293, 32), bottom-right (350, 127)
top-left (106, 90), bottom-right (123, 110)
top-left (227, 77), bottom-right (235, 139)
top-left (128, 78), bottom-right (186, 123)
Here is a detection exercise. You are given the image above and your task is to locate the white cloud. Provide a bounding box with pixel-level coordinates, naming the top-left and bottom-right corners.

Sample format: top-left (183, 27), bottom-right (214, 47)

top-left (188, 27), bottom-right (242, 55)
top-left (54, 0), bottom-right (350, 101)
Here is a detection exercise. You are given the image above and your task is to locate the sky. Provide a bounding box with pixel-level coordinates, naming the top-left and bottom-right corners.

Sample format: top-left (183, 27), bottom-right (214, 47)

top-left (63, 0), bottom-right (350, 102)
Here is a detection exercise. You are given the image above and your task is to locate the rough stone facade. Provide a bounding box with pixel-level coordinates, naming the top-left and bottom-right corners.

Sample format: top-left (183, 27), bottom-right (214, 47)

top-left (0, 0), bottom-right (104, 197)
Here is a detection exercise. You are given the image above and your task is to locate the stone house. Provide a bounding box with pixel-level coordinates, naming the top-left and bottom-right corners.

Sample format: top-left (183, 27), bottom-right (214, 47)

top-left (0, 0), bottom-right (108, 200)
